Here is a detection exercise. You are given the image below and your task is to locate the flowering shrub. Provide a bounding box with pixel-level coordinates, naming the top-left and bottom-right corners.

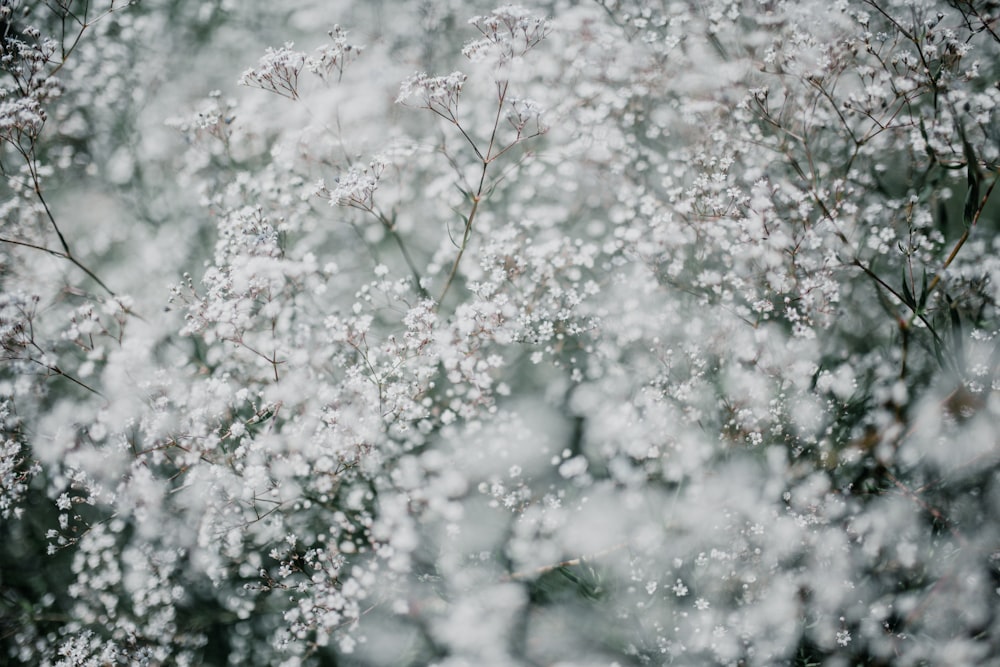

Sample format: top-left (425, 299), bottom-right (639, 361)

top-left (2, 0), bottom-right (999, 665)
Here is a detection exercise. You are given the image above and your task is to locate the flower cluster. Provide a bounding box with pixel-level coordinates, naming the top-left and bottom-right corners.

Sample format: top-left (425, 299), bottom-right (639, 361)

top-left (505, 95), bottom-right (546, 135)
top-left (4, 1), bottom-right (1000, 666)
top-left (239, 43), bottom-right (307, 100)
top-left (0, 26), bottom-right (60, 152)
top-left (463, 4), bottom-right (552, 65)
top-left (396, 70), bottom-right (468, 116)
top-left (164, 90), bottom-right (236, 146)
top-left (0, 400), bottom-right (37, 520)
top-left (317, 158), bottom-right (386, 210)
top-left (0, 95), bottom-right (46, 143)
top-left (305, 25), bottom-right (362, 82)
top-left (240, 29), bottom-right (364, 100)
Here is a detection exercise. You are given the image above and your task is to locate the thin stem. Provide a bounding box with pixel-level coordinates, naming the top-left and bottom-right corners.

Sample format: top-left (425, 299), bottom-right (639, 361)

top-left (389, 228), bottom-right (430, 299)
top-left (436, 82), bottom-right (511, 304)
top-left (13, 144), bottom-right (117, 296)
top-left (884, 468), bottom-right (967, 547)
top-left (923, 174), bottom-right (998, 299)
top-left (0, 235), bottom-right (116, 297)
top-left (230, 337), bottom-right (282, 382)
top-left (852, 258), bottom-right (944, 348)
top-left (428, 106), bottom-right (485, 161)
top-left (370, 207), bottom-right (430, 300)
top-left (0, 236), bottom-right (66, 258)
top-left (6, 325), bottom-right (104, 397)
top-left (29, 356), bottom-right (103, 396)
top-left (483, 80), bottom-right (509, 163)
top-left (438, 191), bottom-right (482, 304)
top-left (25, 150), bottom-right (72, 257)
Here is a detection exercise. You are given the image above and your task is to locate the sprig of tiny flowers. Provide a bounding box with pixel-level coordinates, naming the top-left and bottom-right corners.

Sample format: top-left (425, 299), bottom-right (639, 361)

top-left (239, 42), bottom-right (306, 99)
top-left (315, 158), bottom-right (386, 210)
top-left (395, 71), bottom-right (468, 118)
top-left (240, 29), bottom-right (363, 98)
top-left (6, 2), bottom-right (1000, 666)
top-left (463, 4), bottom-right (553, 64)
top-left (0, 399), bottom-right (38, 521)
top-left (306, 25), bottom-right (363, 82)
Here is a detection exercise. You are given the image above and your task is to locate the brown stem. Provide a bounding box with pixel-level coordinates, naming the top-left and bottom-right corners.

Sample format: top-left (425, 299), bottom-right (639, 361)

top-left (438, 190), bottom-right (482, 304)
top-left (436, 83), bottom-right (510, 304)
top-left (924, 174), bottom-right (998, 299)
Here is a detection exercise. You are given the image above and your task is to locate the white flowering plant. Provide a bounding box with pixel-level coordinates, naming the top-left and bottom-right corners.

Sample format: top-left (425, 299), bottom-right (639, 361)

top-left (1, 0), bottom-right (999, 665)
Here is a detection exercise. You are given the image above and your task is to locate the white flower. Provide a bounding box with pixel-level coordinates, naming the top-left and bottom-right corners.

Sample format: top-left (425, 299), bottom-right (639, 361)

top-left (239, 43), bottom-right (307, 99)
top-left (466, 5), bottom-right (552, 64)
top-left (396, 71), bottom-right (468, 115)
top-left (305, 26), bottom-right (362, 81)
top-left (0, 96), bottom-right (46, 142)
top-left (329, 158), bottom-right (386, 208)
top-left (506, 96), bottom-right (547, 134)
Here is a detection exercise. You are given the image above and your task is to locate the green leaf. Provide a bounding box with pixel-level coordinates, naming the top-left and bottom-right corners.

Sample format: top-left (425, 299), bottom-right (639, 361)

top-left (936, 198), bottom-right (949, 232)
top-left (962, 138), bottom-right (981, 227)
top-left (919, 117), bottom-right (935, 159)
top-left (901, 267), bottom-right (915, 309)
top-left (918, 268), bottom-right (929, 311)
top-left (946, 294), bottom-right (965, 367)
top-left (931, 332), bottom-right (946, 369)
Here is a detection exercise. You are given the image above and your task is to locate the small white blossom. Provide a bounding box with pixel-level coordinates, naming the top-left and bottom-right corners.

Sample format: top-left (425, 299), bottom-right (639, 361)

top-left (465, 5), bottom-right (552, 64)
top-left (240, 43), bottom-right (307, 99)
top-left (305, 26), bottom-right (362, 81)
top-left (396, 71), bottom-right (468, 116)
top-left (326, 158), bottom-right (386, 208)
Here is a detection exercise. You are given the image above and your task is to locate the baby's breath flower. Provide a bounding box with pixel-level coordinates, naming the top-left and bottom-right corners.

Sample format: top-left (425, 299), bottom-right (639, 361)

top-left (506, 96), bottom-right (547, 134)
top-left (466, 5), bottom-right (552, 64)
top-left (239, 43), bottom-right (307, 99)
top-left (305, 26), bottom-right (362, 81)
top-left (396, 71), bottom-right (468, 116)
top-left (327, 158), bottom-right (386, 209)
top-left (0, 96), bottom-right (46, 143)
